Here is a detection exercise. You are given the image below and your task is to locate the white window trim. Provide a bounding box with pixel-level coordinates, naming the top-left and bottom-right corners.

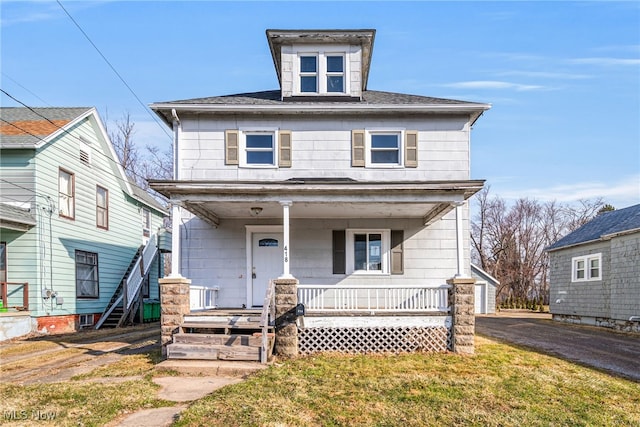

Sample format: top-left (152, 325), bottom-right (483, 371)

top-left (571, 253), bottom-right (602, 282)
top-left (239, 129), bottom-right (278, 168)
top-left (293, 45), bottom-right (349, 96)
top-left (365, 129), bottom-right (405, 168)
top-left (346, 229), bottom-right (390, 275)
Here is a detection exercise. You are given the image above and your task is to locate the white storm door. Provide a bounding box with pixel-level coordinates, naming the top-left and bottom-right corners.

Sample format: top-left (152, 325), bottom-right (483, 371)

top-left (252, 233), bottom-right (283, 307)
top-left (474, 283), bottom-right (486, 314)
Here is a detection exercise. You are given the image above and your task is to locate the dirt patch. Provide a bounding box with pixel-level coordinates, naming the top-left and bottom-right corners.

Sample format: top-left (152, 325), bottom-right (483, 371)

top-left (0, 324), bottom-right (161, 385)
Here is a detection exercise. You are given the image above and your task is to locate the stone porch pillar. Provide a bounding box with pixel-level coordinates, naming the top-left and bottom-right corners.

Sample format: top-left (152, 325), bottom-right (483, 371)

top-left (159, 276), bottom-right (191, 357)
top-left (447, 276), bottom-right (476, 354)
top-left (273, 277), bottom-right (299, 359)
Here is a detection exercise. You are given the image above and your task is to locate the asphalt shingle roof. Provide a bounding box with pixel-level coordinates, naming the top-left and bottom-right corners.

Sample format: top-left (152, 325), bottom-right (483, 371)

top-left (155, 90), bottom-right (478, 106)
top-left (0, 107), bottom-right (92, 147)
top-left (546, 204), bottom-right (640, 251)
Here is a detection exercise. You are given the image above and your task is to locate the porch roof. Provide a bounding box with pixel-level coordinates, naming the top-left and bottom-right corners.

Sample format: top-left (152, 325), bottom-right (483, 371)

top-left (149, 179), bottom-right (484, 226)
top-left (0, 203), bottom-right (36, 232)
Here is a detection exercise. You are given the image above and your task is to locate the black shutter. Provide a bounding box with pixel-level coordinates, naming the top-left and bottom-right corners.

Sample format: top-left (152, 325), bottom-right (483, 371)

top-left (332, 230), bottom-right (346, 274)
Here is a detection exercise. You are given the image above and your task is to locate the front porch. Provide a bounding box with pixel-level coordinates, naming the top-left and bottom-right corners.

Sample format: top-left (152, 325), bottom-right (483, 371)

top-left (161, 277), bottom-right (474, 363)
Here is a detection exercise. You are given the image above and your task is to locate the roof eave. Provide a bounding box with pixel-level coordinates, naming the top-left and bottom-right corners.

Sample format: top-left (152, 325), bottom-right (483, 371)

top-left (150, 102), bottom-right (491, 116)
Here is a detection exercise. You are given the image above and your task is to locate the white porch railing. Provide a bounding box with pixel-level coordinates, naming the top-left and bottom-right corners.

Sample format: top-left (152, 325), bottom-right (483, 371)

top-left (189, 285), bottom-right (220, 311)
top-left (298, 284), bottom-right (450, 313)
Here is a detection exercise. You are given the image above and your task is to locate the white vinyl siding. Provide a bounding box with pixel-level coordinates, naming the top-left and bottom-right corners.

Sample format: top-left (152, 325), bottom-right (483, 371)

top-left (178, 116), bottom-right (470, 182)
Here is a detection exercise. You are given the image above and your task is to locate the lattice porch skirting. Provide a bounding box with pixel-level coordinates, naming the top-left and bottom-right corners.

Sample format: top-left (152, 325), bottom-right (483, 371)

top-left (298, 326), bottom-right (452, 355)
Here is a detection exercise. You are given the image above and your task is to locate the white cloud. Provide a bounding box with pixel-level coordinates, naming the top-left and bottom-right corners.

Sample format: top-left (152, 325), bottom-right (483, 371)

top-left (569, 57), bottom-right (640, 66)
top-left (495, 175), bottom-right (640, 208)
top-left (443, 81), bottom-right (546, 91)
top-left (497, 70), bottom-right (591, 80)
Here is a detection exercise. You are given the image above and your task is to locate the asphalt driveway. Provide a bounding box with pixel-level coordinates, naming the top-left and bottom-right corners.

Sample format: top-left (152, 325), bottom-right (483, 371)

top-left (475, 312), bottom-right (640, 382)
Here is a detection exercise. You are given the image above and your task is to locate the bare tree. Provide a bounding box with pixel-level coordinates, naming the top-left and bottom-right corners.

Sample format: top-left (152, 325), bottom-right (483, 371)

top-left (106, 112), bottom-right (172, 198)
top-left (471, 187), bottom-right (604, 305)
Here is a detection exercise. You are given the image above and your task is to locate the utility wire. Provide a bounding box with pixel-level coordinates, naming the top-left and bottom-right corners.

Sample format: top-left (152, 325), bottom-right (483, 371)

top-left (0, 116), bottom-right (156, 198)
top-left (56, 0), bottom-right (172, 141)
top-left (0, 89), bottom-right (168, 194)
top-left (1, 72), bottom-right (52, 107)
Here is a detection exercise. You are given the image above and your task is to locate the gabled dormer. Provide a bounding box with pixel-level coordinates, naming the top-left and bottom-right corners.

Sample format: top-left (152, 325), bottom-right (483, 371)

top-left (266, 29), bottom-right (376, 100)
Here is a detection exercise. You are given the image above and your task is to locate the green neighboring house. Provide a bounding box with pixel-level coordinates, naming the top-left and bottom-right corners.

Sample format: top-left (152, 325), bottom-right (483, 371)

top-left (0, 107), bottom-right (167, 340)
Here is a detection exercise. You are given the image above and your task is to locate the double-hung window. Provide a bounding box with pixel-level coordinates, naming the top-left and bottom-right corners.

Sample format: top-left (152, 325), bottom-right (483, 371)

top-left (245, 133), bottom-right (275, 165)
top-left (326, 55), bottom-right (344, 93)
top-left (572, 253), bottom-right (601, 282)
top-left (96, 186), bottom-right (108, 229)
top-left (300, 55), bottom-right (318, 93)
top-left (0, 242), bottom-right (6, 284)
top-left (370, 132), bottom-right (401, 165)
top-left (296, 49), bottom-right (347, 95)
top-left (59, 168), bottom-right (75, 219)
top-left (142, 208), bottom-right (151, 238)
top-left (346, 229), bottom-right (390, 274)
top-left (76, 250), bottom-right (99, 298)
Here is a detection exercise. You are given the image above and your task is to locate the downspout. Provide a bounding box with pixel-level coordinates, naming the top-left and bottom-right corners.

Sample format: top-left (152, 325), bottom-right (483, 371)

top-left (169, 109), bottom-right (182, 278)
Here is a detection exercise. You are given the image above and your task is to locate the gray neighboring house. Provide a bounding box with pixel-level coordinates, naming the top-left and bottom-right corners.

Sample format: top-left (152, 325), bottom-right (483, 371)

top-left (471, 264), bottom-right (497, 314)
top-left (547, 204), bottom-right (640, 332)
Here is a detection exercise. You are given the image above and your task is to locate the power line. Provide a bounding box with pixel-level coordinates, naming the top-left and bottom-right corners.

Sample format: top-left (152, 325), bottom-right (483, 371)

top-left (0, 89), bottom-right (168, 193)
top-left (55, 0), bottom-right (172, 141)
top-left (0, 116), bottom-right (153, 196)
top-left (1, 72), bottom-right (53, 107)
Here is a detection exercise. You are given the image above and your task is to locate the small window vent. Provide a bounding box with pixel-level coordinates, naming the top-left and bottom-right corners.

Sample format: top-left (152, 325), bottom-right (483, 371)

top-left (79, 314), bottom-right (94, 327)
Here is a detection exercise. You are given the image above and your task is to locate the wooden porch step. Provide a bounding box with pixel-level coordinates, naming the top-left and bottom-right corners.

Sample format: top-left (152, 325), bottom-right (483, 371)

top-left (173, 333), bottom-right (263, 346)
top-left (167, 343), bottom-right (261, 361)
top-left (180, 320), bottom-right (265, 331)
top-left (183, 315), bottom-right (262, 324)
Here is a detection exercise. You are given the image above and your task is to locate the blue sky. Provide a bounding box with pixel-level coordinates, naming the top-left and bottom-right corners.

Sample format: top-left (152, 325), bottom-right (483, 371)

top-left (2, 1), bottom-right (639, 208)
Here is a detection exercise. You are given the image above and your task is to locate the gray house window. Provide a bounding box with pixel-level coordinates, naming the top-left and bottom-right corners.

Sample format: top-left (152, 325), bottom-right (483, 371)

top-left (76, 250), bottom-right (99, 298)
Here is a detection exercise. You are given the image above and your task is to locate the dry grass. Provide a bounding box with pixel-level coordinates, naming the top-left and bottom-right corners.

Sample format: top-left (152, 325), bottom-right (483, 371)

top-left (175, 336), bottom-right (640, 427)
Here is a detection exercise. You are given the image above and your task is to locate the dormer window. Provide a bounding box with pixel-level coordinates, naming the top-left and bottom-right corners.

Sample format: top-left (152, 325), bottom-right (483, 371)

top-left (295, 48), bottom-right (348, 96)
top-left (326, 55), bottom-right (344, 92)
top-left (300, 56), bottom-right (318, 93)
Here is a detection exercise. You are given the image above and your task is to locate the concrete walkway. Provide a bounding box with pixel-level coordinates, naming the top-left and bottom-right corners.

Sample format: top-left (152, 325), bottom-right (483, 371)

top-left (476, 311), bottom-right (640, 382)
top-left (112, 361), bottom-right (266, 427)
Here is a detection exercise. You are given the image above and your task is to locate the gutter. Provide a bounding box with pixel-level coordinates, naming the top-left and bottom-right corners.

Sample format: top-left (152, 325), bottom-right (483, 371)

top-left (150, 102), bottom-right (491, 115)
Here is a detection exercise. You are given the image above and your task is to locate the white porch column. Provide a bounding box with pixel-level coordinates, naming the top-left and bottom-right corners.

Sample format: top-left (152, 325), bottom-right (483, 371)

top-left (169, 112), bottom-right (183, 278)
top-left (454, 201), bottom-right (467, 278)
top-left (169, 203), bottom-right (182, 278)
top-left (280, 201), bottom-right (293, 278)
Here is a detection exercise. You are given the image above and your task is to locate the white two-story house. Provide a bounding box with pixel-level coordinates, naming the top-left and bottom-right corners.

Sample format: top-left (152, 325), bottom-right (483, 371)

top-left (150, 29), bottom-right (490, 360)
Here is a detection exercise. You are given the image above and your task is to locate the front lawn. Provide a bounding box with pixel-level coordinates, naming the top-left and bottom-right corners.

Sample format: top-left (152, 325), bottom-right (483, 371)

top-left (175, 336), bottom-right (640, 427)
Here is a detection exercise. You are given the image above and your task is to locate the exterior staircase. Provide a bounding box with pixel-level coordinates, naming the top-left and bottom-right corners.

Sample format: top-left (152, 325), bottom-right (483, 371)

top-left (167, 310), bottom-right (275, 362)
top-left (96, 234), bottom-right (159, 329)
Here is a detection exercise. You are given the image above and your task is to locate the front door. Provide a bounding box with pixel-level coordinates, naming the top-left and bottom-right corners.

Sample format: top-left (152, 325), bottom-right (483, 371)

top-left (252, 233), bottom-right (283, 307)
